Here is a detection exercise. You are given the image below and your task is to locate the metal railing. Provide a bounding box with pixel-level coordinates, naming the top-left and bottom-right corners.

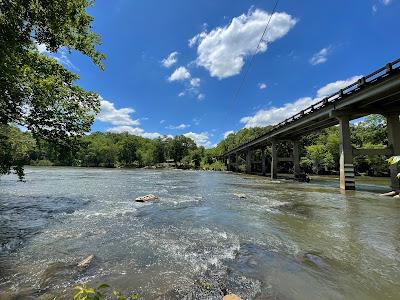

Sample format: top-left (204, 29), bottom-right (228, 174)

top-left (223, 58), bottom-right (400, 156)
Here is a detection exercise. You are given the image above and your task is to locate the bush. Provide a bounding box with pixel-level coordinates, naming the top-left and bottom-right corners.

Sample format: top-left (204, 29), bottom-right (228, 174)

top-left (30, 159), bottom-right (53, 166)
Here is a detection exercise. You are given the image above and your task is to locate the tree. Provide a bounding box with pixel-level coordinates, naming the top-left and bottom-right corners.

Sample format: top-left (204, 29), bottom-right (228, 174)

top-left (170, 135), bottom-right (196, 165)
top-left (0, 0), bottom-right (104, 179)
top-left (0, 126), bottom-right (36, 179)
top-left (118, 138), bottom-right (139, 167)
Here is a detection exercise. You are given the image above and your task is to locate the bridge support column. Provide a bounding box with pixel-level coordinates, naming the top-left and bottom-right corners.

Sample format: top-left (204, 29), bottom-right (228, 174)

top-left (271, 140), bottom-right (278, 179)
top-left (235, 152), bottom-right (240, 172)
top-left (246, 150), bottom-right (252, 173)
top-left (386, 114), bottom-right (400, 190)
top-left (338, 116), bottom-right (355, 190)
top-left (293, 140), bottom-right (301, 178)
top-left (261, 149), bottom-right (266, 175)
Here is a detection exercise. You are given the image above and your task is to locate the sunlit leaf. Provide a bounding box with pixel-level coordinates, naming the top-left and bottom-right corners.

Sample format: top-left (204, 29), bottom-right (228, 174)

top-left (98, 284), bottom-right (110, 289)
top-left (387, 156), bottom-right (400, 165)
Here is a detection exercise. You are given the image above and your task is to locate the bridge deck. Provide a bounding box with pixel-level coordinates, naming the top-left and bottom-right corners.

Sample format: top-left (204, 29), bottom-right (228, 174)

top-left (223, 58), bottom-right (400, 156)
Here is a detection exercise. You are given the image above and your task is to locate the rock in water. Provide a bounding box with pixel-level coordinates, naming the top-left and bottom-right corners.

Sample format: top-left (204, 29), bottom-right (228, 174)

top-left (380, 191), bottom-right (399, 197)
top-left (135, 194), bottom-right (159, 202)
top-left (77, 254), bottom-right (94, 269)
top-left (233, 193), bottom-right (246, 199)
top-left (223, 294), bottom-right (242, 300)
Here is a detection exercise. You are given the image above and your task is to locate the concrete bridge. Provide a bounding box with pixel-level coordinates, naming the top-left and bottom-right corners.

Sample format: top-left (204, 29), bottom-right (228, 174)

top-left (221, 58), bottom-right (400, 191)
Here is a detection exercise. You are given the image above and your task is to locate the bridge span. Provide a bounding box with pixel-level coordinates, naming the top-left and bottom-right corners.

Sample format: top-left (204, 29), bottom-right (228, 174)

top-left (221, 58), bottom-right (400, 191)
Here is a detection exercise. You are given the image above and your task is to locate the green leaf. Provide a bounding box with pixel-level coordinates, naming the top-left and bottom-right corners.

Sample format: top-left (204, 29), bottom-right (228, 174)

top-left (387, 156), bottom-right (400, 165)
top-left (97, 284), bottom-right (110, 289)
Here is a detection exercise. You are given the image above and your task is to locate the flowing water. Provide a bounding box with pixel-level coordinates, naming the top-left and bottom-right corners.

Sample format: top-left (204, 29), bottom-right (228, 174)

top-left (0, 167), bottom-right (399, 299)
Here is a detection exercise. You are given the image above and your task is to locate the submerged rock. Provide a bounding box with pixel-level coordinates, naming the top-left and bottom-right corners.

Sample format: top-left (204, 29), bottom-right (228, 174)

top-left (135, 194), bottom-right (159, 202)
top-left (295, 251), bottom-right (329, 269)
top-left (233, 193), bottom-right (247, 199)
top-left (77, 254), bottom-right (94, 269)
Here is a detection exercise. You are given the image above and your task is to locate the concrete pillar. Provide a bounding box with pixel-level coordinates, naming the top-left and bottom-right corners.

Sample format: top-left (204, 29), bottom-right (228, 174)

top-left (235, 152), bottom-right (239, 172)
top-left (293, 140), bottom-right (301, 178)
top-left (261, 149), bottom-right (266, 175)
top-left (338, 116), bottom-right (355, 190)
top-left (271, 140), bottom-right (278, 179)
top-left (246, 150), bottom-right (252, 173)
top-left (386, 114), bottom-right (400, 190)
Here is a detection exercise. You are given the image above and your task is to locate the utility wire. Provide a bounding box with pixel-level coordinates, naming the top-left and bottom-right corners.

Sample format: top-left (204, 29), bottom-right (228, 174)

top-left (231, 0), bottom-right (280, 105)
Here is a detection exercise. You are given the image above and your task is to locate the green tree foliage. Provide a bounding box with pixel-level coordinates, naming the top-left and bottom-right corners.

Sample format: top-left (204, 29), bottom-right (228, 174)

top-left (214, 126), bottom-right (273, 154)
top-left (0, 126), bottom-right (36, 179)
top-left (170, 135), bottom-right (196, 165)
top-left (0, 0), bottom-right (104, 178)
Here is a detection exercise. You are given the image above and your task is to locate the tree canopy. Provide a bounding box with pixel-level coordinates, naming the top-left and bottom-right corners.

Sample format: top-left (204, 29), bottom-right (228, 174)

top-left (0, 0), bottom-right (104, 178)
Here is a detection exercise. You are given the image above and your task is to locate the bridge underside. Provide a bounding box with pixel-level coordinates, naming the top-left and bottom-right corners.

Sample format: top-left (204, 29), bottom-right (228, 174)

top-left (222, 60), bottom-right (400, 191)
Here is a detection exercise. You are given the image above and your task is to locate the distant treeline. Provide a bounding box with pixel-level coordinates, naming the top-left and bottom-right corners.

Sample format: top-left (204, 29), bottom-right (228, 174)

top-left (0, 115), bottom-right (390, 178)
top-left (0, 127), bottom-right (223, 173)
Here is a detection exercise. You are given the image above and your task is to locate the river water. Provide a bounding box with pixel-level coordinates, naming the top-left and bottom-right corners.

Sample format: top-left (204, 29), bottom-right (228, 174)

top-left (0, 167), bottom-right (399, 299)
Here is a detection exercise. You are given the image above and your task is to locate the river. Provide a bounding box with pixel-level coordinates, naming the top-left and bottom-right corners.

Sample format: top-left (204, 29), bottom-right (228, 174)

top-left (0, 167), bottom-right (399, 299)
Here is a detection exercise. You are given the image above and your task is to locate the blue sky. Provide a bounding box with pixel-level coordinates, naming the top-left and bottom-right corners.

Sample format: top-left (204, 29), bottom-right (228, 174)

top-left (40, 0), bottom-right (400, 147)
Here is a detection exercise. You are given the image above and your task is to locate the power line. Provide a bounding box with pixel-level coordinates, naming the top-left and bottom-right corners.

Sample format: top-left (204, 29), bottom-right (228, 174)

top-left (231, 0), bottom-right (280, 106)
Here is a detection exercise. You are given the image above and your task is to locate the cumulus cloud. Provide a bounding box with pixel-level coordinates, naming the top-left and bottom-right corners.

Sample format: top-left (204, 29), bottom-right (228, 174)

top-left (309, 47), bottom-right (331, 65)
top-left (162, 51), bottom-right (179, 68)
top-left (240, 75), bottom-right (363, 128)
top-left (197, 93), bottom-right (205, 100)
top-left (316, 75), bottom-right (362, 98)
top-left (178, 91), bottom-right (186, 97)
top-left (97, 98), bottom-right (140, 126)
top-left (168, 66), bottom-right (191, 82)
top-left (224, 130), bottom-right (235, 138)
top-left (166, 123), bottom-right (191, 130)
top-left (189, 8), bottom-right (297, 79)
top-left (382, 0), bottom-right (392, 5)
top-left (107, 126), bottom-right (162, 139)
top-left (258, 83), bottom-right (267, 90)
top-left (190, 78), bottom-right (201, 87)
top-left (184, 132), bottom-right (212, 148)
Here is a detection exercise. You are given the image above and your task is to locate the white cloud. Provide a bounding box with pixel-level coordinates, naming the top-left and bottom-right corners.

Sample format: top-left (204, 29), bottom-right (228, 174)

top-left (224, 130), bottom-right (235, 138)
top-left (372, 4), bottom-right (378, 13)
top-left (309, 47), bottom-right (331, 65)
top-left (258, 82), bottom-right (267, 90)
top-left (190, 78), bottom-right (201, 87)
top-left (316, 75), bottom-right (362, 98)
top-left (162, 51), bottom-right (179, 68)
top-left (166, 123), bottom-right (191, 130)
top-left (197, 93), bottom-right (205, 100)
top-left (35, 42), bottom-right (49, 54)
top-left (189, 8), bottom-right (296, 79)
top-left (160, 119), bottom-right (165, 124)
top-left (382, 0), bottom-right (392, 5)
top-left (184, 132), bottom-right (212, 148)
top-left (97, 98), bottom-right (140, 126)
top-left (241, 75), bottom-right (363, 128)
top-left (168, 66), bottom-right (191, 82)
top-left (107, 126), bottom-right (162, 139)
top-left (178, 91), bottom-right (186, 97)
top-left (192, 118), bottom-right (200, 125)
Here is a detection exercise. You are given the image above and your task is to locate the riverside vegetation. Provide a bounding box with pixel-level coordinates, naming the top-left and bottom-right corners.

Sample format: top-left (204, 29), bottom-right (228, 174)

top-left (1, 114), bottom-right (396, 180)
